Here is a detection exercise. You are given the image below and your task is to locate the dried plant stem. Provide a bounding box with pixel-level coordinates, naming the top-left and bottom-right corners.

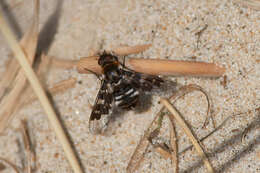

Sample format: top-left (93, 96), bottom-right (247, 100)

top-left (160, 99), bottom-right (214, 173)
top-left (168, 115), bottom-right (178, 173)
top-left (0, 11), bottom-right (83, 173)
top-left (0, 58), bottom-right (19, 98)
top-left (126, 111), bottom-right (162, 173)
top-left (127, 139), bottom-right (150, 173)
top-left (0, 74), bottom-right (27, 132)
top-left (20, 120), bottom-right (35, 173)
top-left (77, 56), bottom-right (225, 77)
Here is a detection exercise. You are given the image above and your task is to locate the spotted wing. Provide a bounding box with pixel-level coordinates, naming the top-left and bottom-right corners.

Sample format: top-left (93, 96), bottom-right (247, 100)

top-left (89, 80), bottom-right (113, 134)
top-left (122, 69), bottom-right (164, 92)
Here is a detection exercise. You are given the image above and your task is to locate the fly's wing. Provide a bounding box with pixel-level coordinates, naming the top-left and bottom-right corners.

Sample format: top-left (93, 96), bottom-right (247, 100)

top-left (89, 80), bottom-right (114, 134)
top-left (122, 69), bottom-right (164, 92)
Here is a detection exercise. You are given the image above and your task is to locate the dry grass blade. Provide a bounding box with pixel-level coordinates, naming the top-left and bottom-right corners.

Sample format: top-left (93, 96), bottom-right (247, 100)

top-left (0, 0), bottom-right (39, 134)
top-left (20, 119), bottom-right (35, 173)
top-left (0, 6), bottom-right (83, 173)
top-left (167, 114), bottom-right (178, 173)
top-left (0, 157), bottom-right (19, 173)
top-left (178, 108), bottom-right (257, 154)
top-left (169, 84), bottom-right (213, 128)
top-left (126, 137), bottom-right (150, 173)
top-left (77, 56), bottom-right (225, 77)
top-left (111, 44), bottom-right (152, 55)
top-left (235, 0), bottom-right (260, 10)
top-left (0, 58), bottom-right (19, 99)
top-left (179, 114), bottom-right (233, 154)
top-left (126, 108), bottom-right (165, 173)
top-left (161, 99), bottom-right (215, 173)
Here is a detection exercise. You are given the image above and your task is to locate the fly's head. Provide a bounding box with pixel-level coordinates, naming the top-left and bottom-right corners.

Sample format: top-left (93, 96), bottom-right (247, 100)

top-left (98, 52), bottom-right (119, 68)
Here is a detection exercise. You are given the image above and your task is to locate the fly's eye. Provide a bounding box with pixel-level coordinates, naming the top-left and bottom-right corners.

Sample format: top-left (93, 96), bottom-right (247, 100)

top-left (98, 59), bottom-right (102, 65)
top-left (98, 57), bottom-right (105, 66)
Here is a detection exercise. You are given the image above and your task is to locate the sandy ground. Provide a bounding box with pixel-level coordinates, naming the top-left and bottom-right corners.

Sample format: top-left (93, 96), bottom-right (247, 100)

top-left (0, 0), bottom-right (259, 172)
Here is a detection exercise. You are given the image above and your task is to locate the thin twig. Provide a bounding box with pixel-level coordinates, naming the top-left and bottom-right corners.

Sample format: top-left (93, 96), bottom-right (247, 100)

top-left (0, 9), bottom-right (83, 173)
top-left (195, 24), bottom-right (208, 49)
top-left (169, 84), bottom-right (213, 128)
top-left (161, 99), bottom-right (215, 173)
top-left (167, 114), bottom-right (179, 173)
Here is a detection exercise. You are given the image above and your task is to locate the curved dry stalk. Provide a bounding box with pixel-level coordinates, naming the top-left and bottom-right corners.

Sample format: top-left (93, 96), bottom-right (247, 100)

top-left (161, 99), bottom-right (215, 173)
top-left (0, 8), bottom-right (83, 173)
top-left (170, 84), bottom-right (213, 128)
top-left (167, 114), bottom-right (178, 173)
top-left (0, 157), bottom-right (20, 173)
top-left (20, 120), bottom-right (35, 173)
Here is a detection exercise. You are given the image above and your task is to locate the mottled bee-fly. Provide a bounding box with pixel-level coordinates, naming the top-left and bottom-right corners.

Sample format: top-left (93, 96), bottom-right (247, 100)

top-left (89, 52), bottom-right (164, 134)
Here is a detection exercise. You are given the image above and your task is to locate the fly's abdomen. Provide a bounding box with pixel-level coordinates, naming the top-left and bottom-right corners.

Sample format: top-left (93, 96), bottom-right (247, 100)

top-left (113, 81), bottom-right (139, 109)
